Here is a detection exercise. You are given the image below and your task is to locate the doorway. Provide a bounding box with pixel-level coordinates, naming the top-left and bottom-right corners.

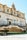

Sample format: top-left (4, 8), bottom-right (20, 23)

top-left (9, 21), bottom-right (11, 25)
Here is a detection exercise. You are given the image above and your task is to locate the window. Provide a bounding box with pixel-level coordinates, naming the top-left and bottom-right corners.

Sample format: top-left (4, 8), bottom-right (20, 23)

top-left (7, 18), bottom-right (9, 20)
top-left (0, 15), bottom-right (1, 18)
top-left (20, 21), bottom-right (22, 26)
top-left (18, 19), bottom-right (20, 25)
top-left (17, 15), bottom-right (19, 17)
top-left (7, 9), bottom-right (9, 12)
top-left (14, 20), bottom-right (16, 25)
top-left (9, 21), bottom-right (11, 25)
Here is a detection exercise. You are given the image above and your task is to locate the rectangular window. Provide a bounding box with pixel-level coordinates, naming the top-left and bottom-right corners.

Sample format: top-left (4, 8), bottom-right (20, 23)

top-left (0, 15), bottom-right (1, 18)
top-left (7, 9), bottom-right (9, 12)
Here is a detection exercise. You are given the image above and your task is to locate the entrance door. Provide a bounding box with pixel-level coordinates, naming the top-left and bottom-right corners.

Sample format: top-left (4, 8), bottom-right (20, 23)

top-left (9, 21), bottom-right (11, 25)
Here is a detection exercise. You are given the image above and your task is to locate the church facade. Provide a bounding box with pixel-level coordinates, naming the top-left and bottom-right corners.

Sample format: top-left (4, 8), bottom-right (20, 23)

top-left (0, 3), bottom-right (26, 30)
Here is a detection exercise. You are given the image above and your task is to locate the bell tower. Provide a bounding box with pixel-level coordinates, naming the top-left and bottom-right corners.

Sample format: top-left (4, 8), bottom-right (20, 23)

top-left (11, 3), bottom-right (16, 10)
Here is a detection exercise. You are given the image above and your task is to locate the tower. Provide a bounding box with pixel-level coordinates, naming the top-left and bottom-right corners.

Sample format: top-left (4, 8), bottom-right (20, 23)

top-left (11, 3), bottom-right (16, 10)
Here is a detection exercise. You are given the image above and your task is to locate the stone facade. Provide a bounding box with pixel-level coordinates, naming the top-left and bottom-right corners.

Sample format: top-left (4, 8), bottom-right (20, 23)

top-left (0, 3), bottom-right (26, 30)
top-left (0, 4), bottom-right (25, 18)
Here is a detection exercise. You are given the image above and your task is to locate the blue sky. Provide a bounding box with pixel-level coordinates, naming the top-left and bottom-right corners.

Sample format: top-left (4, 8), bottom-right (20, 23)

top-left (0, 0), bottom-right (27, 23)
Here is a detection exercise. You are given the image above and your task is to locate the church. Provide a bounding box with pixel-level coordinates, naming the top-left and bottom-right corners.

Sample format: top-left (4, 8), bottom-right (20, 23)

top-left (0, 3), bottom-right (26, 32)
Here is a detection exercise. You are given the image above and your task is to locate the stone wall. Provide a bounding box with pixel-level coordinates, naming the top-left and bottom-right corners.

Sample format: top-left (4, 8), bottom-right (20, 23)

top-left (0, 4), bottom-right (25, 19)
top-left (0, 12), bottom-right (26, 26)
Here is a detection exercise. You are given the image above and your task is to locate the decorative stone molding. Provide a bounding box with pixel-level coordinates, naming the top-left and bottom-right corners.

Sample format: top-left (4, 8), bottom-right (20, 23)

top-left (0, 3), bottom-right (25, 19)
